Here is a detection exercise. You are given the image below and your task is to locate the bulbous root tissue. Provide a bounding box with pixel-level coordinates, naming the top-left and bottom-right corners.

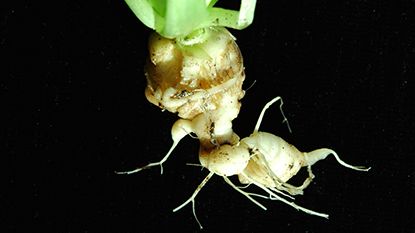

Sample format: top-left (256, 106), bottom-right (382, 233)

top-left (116, 28), bottom-right (370, 229)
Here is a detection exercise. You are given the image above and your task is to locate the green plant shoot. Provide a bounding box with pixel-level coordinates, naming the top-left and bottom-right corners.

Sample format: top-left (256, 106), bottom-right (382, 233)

top-left (125, 0), bottom-right (256, 40)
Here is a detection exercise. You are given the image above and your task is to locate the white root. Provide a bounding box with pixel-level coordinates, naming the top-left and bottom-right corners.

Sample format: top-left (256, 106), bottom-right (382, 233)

top-left (115, 118), bottom-right (193, 175)
top-left (254, 96), bottom-right (292, 133)
top-left (114, 141), bottom-right (179, 175)
top-left (239, 96), bottom-right (370, 189)
top-left (194, 96), bottom-right (370, 222)
top-left (304, 148), bottom-right (371, 171)
top-left (173, 171), bottom-right (215, 229)
top-left (223, 176), bottom-right (267, 210)
top-left (240, 173), bottom-right (330, 219)
top-left (118, 93), bottom-right (370, 227)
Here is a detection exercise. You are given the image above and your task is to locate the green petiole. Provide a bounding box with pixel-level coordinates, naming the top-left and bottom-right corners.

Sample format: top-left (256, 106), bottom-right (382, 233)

top-left (124, 0), bottom-right (256, 40)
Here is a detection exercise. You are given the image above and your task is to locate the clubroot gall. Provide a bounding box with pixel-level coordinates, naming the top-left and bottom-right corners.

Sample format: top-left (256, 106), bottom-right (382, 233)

top-left (118, 0), bottom-right (256, 175)
top-left (179, 97), bottom-right (370, 226)
top-left (116, 0), bottom-right (371, 229)
top-left (117, 97), bottom-right (371, 228)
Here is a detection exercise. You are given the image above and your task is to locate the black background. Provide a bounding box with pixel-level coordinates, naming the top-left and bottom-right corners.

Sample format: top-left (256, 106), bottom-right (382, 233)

top-left (2, 0), bottom-right (414, 232)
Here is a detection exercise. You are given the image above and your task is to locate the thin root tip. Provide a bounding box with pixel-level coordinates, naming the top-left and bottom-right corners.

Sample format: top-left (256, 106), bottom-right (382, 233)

top-left (114, 171), bottom-right (131, 175)
top-left (356, 166), bottom-right (371, 172)
top-left (114, 167), bottom-right (144, 175)
top-left (114, 170), bottom-right (128, 175)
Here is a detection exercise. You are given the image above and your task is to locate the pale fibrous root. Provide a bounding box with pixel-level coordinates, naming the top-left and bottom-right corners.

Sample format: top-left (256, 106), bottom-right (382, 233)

top-left (173, 171), bottom-right (215, 230)
top-left (114, 141), bottom-right (179, 175)
top-left (115, 120), bottom-right (192, 175)
top-left (173, 170), bottom-right (328, 228)
top-left (236, 173), bottom-right (329, 219)
top-left (254, 96), bottom-right (292, 134)
top-left (304, 148), bottom-right (371, 172)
